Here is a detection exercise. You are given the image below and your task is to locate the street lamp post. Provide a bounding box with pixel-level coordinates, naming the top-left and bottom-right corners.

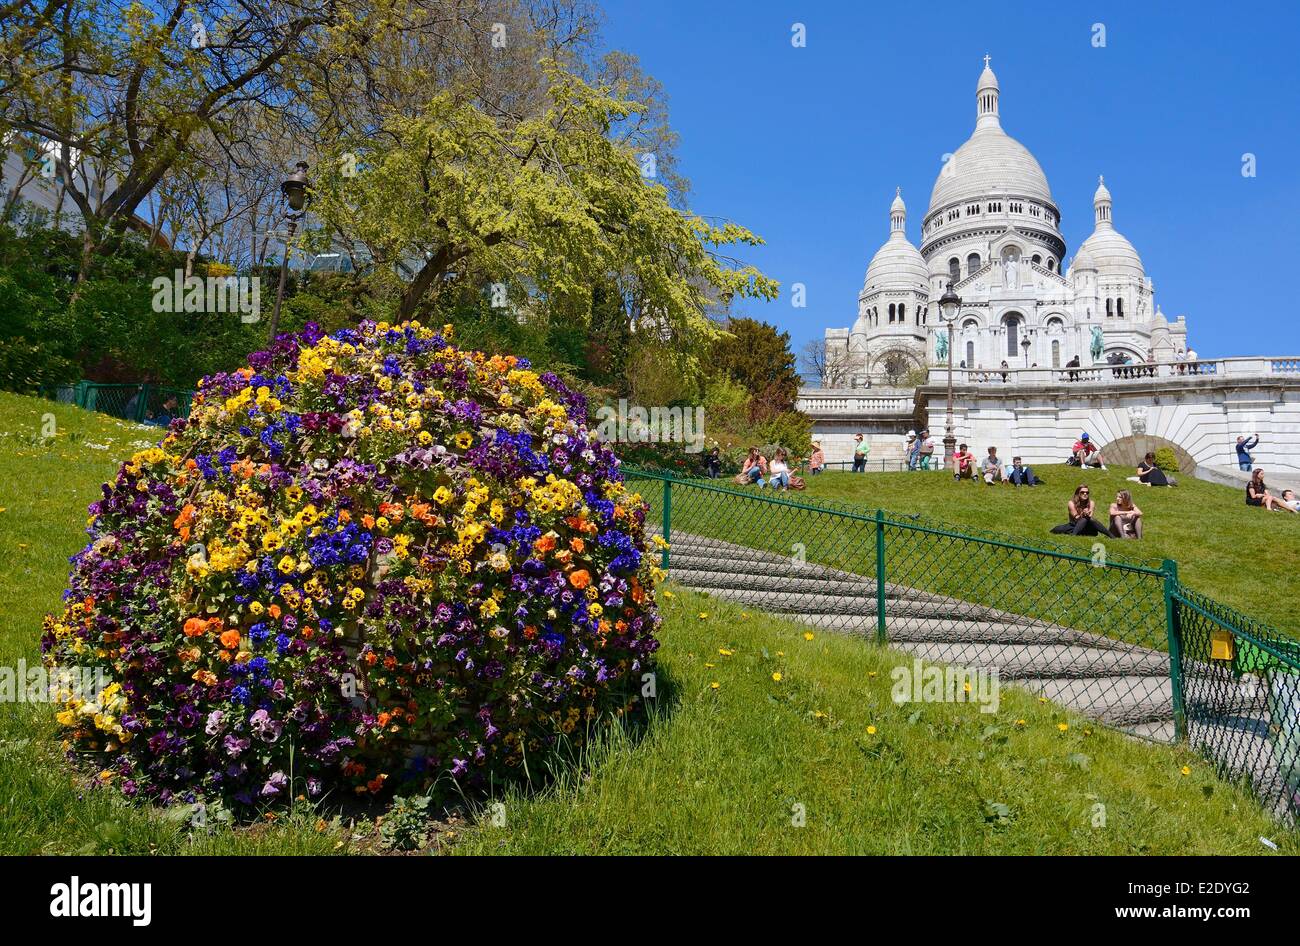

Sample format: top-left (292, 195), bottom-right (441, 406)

top-left (1021, 333), bottom-right (1031, 368)
top-left (938, 281), bottom-right (961, 470)
top-left (268, 161), bottom-right (310, 340)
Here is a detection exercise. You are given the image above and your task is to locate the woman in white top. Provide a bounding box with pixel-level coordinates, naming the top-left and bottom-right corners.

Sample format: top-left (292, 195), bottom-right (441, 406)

top-left (769, 448), bottom-right (791, 490)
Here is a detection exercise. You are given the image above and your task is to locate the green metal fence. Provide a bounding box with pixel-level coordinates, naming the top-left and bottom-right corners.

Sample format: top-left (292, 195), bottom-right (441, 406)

top-left (625, 467), bottom-right (1300, 823)
top-left (42, 381), bottom-right (194, 426)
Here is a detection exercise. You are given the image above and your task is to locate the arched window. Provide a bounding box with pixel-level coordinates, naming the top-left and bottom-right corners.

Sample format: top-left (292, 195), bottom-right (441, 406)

top-left (1117, 298), bottom-right (1124, 318)
top-left (1106, 298), bottom-right (1113, 318)
top-left (962, 318), bottom-right (979, 331)
top-left (1004, 315), bottom-right (1020, 357)
top-left (898, 303), bottom-right (905, 322)
top-left (1047, 259), bottom-right (1056, 272)
top-left (888, 303), bottom-right (896, 323)
top-left (948, 257), bottom-right (960, 282)
top-left (1051, 340), bottom-right (1060, 368)
top-left (966, 252), bottom-right (981, 273)
top-left (1032, 253), bottom-right (1042, 265)
top-left (965, 340), bottom-right (975, 367)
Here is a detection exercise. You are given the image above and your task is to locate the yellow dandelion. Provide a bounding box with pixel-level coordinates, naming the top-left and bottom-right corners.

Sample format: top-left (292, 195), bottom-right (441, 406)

top-left (710, 682), bottom-right (720, 690)
top-left (1057, 722), bottom-right (1069, 732)
top-left (1015, 719), bottom-right (1026, 727)
top-left (718, 648), bottom-right (733, 656)
top-left (803, 632), bottom-right (815, 641)
top-left (866, 725), bottom-right (877, 735)
top-left (697, 612), bottom-right (709, 620)
top-left (771, 672), bottom-right (782, 682)
top-left (1180, 765), bottom-right (1191, 776)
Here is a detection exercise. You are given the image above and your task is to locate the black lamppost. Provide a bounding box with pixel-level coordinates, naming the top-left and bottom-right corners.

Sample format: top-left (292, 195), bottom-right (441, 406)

top-left (268, 161), bottom-right (310, 339)
top-left (1021, 333), bottom-right (1031, 368)
top-left (938, 281), bottom-right (961, 469)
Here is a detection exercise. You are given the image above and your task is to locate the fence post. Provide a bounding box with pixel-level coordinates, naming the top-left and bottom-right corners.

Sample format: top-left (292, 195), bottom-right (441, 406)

top-left (875, 508), bottom-right (887, 645)
top-left (1161, 559), bottom-right (1187, 742)
top-left (661, 478), bottom-right (671, 570)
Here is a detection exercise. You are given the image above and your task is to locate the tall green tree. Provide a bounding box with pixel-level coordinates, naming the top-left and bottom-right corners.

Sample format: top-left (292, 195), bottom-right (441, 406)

top-left (709, 317), bottom-right (802, 415)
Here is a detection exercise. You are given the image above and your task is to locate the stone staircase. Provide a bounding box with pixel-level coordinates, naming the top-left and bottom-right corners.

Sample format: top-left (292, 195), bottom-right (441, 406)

top-left (660, 529), bottom-right (1294, 819)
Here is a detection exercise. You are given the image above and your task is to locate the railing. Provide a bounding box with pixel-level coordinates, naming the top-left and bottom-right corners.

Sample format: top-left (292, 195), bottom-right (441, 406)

top-left (796, 391), bottom-right (914, 414)
top-left (924, 356), bottom-right (1300, 388)
top-left (624, 467), bottom-right (1300, 823)
top-left (41, 381), bottom-right (195, 426)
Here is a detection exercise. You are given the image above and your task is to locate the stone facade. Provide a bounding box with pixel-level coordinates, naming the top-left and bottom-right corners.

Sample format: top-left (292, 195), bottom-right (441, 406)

top-left (825, 59), bottom-right (1190, 388)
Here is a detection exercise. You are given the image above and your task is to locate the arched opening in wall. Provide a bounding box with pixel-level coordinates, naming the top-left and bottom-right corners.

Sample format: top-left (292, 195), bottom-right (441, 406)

top-left (898, 303), bottom-right (906, 322)
top-left (948, 257), bottom-right (961, 282)
top-left (1051, 339), bottom-right (1060, 368)
top-left (1047, 259), bottom-right (1056, 272)
top-left (1003, 313), bottom-right (1022, 358)
top-left (965, 340), bottom-right (975, 368)
top-left (1106, 298), bottom-right (1113, 318)
top-left (888, 303), bottom-right (895, 323)
top-left (966, 252), bottom-right (981, 273)
top-left (1032, 253), bottom-right (1042, 266)
top-left (1117, 298), bottom-right (1124, 318)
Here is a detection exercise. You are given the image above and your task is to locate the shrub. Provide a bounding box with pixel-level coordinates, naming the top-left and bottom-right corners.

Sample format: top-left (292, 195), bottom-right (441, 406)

top-left (42, 321), bottom-right (661, 810)
top-left (1153, 447), bottom-right (1180, 472)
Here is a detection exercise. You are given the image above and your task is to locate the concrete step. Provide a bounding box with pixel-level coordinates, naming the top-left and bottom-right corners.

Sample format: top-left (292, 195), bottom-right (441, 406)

top-left (890, 641), bottom-right (1171, 680)
top-left (668, 567), bottom-right (876, 598)
top-left (699, 586), bottom-right (1027, 622)
top-left (1016, 676), bottom-right (1174, 726)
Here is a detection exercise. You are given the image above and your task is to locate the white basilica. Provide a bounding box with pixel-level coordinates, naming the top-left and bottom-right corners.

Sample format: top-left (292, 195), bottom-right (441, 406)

top-left (824, 58), bottom-right (1191, 387)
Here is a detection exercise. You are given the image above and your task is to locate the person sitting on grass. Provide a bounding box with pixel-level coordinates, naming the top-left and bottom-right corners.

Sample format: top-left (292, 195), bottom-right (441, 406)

top-left (705, 446), bottom-right (721, 479)
top-left (1246, 469), bottom-right (1295, 513)
top-left (1006, 456), bottom-right (1038, 486)
top-left (982, 446), bottom-right (1004, 484)
top-left (952, 443), bottom-right (977, 481)
top-left (1109, 489), bottom-right (1144, 539)
top-left (809, 442), bottom-right (825, 475)
top-left (769, 448), bottom-right (792, 491)
top-left (1280, 489), bottom-right (1300, 513)
top-left (742, 447), bottom-right (768, 487)
top-left (1128, 451), bottom-right (1174, 487)
top-left (1071, 433), bottom-right (1106, 469)
top-left (1050, 485), bottom-right (1111, 537)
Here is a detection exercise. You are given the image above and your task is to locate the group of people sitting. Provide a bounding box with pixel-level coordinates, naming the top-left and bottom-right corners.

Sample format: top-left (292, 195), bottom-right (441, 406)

top-left (1050, 485), bottom-right (1146, 539)
top-left (1245, 469), bottom-right (1299, 514)
top-left (951, 444), bottom-right (1040, 486)
top-left (738, 446), bottom-right (803, 491)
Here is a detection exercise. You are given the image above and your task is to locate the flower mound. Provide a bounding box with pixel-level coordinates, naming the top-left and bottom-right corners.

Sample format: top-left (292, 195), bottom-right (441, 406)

top-left (43, 321), bottom-right (660, 808)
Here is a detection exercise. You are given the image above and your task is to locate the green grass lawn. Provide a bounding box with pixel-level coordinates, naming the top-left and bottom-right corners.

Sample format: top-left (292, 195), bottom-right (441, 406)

top-left (0, 392), bottom-right (1293, 854)
top-left (634, 466), bottom-right (1300, 639)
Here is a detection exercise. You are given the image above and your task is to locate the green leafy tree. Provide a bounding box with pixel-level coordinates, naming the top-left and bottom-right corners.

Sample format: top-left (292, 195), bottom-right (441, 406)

top-left (709, 317), bottom-right (801, 415)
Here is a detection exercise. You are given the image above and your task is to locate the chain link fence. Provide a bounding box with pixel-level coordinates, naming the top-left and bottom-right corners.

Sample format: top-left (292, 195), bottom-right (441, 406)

top-left (41, 381), bottom-right (194, 426)
top-left (625, 466), bottom-right (1300, 823)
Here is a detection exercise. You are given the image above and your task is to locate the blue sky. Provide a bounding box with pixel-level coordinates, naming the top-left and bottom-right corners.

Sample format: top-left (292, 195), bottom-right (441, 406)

top-left (598, 0), bottom-right (1300, 359)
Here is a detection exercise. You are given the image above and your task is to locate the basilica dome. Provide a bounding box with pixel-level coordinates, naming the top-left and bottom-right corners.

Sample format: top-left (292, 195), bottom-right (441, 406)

top-left (864, 189), bottom-right (928, 293)
top-left (927, 61), bottom-right (1055, 214)
top-left (1076, 176), bottom-right (1144, 278)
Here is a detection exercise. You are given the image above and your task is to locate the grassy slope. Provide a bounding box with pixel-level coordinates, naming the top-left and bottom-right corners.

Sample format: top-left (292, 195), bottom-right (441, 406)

top-left (456, 588), bottom-right (1293, 855)
top-left (709, 467), bottom-right (1300, 636)
top-left (0, 393), bottom-right (1291, 854)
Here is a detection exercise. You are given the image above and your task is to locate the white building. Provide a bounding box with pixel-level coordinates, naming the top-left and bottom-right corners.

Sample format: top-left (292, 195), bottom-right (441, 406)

top-left (825, 58), bottom-right (1190, 387)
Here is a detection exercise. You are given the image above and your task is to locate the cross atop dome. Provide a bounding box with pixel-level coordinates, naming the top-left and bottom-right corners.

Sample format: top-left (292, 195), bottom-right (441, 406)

top-left (976, 57), bottom-right (1000, 127)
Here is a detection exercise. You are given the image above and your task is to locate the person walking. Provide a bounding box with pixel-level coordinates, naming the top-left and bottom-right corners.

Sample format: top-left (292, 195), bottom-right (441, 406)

top-left (808, 442), bottom-right (825, 476)
top-left (852, 434), bottom-right (870, 473)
